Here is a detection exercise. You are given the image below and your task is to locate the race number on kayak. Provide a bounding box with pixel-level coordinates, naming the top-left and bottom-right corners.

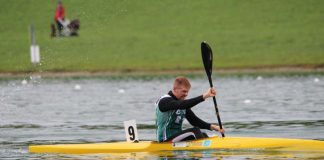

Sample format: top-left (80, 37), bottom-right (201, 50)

top-left (124, 120), bottom-right (139, 143)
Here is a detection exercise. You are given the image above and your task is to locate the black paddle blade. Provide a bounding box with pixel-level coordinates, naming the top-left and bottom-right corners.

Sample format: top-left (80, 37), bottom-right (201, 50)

top-left (201, 41), bottom-right (213, 76)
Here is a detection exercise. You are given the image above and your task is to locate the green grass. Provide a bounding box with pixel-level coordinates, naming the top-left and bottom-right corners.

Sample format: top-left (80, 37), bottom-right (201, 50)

top-left (1, 0), bottom-right (324, 72)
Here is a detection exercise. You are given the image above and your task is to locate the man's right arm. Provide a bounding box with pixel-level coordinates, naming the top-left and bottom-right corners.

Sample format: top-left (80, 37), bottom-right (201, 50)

top-left (158, 96), bottom-right (204, 112)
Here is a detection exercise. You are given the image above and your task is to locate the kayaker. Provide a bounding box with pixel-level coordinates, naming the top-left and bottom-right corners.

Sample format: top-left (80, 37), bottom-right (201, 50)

top-left (155, 76), bottom-right (225, 142)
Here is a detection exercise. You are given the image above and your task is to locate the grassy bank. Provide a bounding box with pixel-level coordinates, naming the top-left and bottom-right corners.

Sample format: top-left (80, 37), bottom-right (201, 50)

top-left (0, 0), bottom-right (324, 73)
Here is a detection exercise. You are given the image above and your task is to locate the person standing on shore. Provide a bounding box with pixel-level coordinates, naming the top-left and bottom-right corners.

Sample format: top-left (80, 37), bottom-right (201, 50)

top-left (54, 0), bottom-right (65, 35)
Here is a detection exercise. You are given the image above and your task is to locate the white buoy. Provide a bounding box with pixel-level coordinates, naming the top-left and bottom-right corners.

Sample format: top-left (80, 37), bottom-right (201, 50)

top-left (74, 84), bottom-right (81, 90)
top-left (118, 89), bottom-right (125, 94)
top-left (21, 79), bottom-right (28, 85)
top-left (256, 76), bottom-right (263, 80)
top-left (314, 78), bottom-right (320, 83)
top-left (244, 99), bottom-right (252, 104)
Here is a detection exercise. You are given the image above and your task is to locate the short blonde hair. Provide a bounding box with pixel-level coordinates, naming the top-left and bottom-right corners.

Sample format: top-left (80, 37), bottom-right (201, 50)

top-left (173, 76), bottom-right (191, 88)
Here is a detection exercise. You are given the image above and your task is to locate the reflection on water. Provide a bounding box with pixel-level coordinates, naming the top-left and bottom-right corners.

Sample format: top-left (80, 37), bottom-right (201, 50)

top-left (24, 149), bottom-right (324, 160)
top-left (104, 150), bottom-right (324, 160)
top-left (1, 75), bottom-right (324, 159)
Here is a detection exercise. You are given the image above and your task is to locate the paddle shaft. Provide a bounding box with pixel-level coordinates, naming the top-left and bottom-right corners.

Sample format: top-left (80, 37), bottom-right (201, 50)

top-left (201, 41), bottom-right (225, 137)
top-left (207, 75), bottom-right (225, 137)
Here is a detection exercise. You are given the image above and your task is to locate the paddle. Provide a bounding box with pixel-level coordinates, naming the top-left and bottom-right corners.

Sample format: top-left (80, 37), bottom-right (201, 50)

top-left (201, 41), bottom-right (225, 137)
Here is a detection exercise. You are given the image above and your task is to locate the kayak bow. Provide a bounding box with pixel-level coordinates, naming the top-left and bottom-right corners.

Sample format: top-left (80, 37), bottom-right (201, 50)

top-left (29, 136), bottom-right (324, 154)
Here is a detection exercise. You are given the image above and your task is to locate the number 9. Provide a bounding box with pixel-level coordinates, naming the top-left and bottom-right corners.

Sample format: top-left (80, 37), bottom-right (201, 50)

top-left (128, 126), bottom-right (135, 140)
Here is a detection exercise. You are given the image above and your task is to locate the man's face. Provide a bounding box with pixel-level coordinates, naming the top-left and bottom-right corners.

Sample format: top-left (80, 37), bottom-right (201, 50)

top-left (173, 85), bottom-right (190, 100)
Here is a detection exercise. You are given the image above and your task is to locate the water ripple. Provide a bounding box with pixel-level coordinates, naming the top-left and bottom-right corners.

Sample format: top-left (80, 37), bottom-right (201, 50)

top-left (225, 120), bottom-right (324, 129)
top-left (0, 124), bottom-right (42, 129)
top-left (72, 120), bottom-right (324, 131)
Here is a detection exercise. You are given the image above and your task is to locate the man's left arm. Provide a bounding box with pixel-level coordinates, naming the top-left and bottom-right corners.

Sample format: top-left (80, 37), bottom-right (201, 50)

top-left (185, 109), bottom-right (211, 130)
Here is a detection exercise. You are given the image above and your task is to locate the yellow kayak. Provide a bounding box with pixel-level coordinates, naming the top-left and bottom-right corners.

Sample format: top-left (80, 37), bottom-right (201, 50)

top-left (29, 136), bottom-right (324, 154)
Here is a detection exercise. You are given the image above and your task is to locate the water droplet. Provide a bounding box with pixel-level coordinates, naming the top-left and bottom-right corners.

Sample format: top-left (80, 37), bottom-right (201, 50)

top-left (21, 79), bottom-right (28, 85)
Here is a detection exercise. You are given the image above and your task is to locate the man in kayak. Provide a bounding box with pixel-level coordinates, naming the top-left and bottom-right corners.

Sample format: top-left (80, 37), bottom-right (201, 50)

top-left (155, 76), bottom-right (225, 142)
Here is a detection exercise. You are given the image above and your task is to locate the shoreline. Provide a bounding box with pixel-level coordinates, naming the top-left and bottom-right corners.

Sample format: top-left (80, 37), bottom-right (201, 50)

top-left (1, 66), bottom-right (324, 78)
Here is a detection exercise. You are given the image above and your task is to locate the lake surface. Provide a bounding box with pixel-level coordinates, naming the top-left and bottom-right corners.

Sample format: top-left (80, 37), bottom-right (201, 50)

top-left (1, 74), bottom-right (324, 159)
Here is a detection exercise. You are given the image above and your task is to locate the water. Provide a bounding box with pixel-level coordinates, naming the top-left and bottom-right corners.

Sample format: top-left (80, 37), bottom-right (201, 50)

top-left (1, 75), bottom-right (324, 159)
